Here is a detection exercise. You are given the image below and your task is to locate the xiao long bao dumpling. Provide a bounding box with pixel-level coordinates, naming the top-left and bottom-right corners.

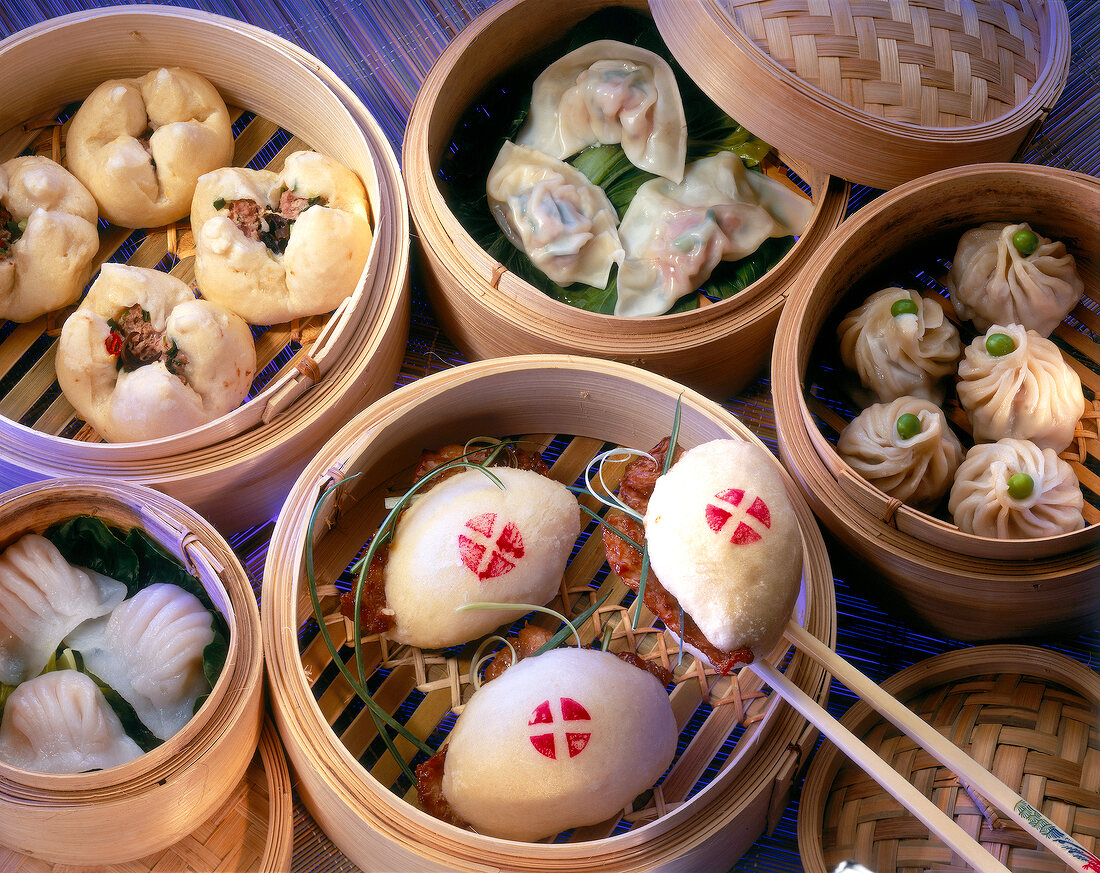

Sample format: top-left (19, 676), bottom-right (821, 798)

top-left (956, 324), bottom-right (1084, 452)
top-left (487, 141), bottom-right (624, 289)
top-left (0, 670), bottom-right (143, 774)
top-left (517, 39), bottom-right (687, 183)
top-left (838, 287), bottom-right (961, 404)
top-left (837, 396), bottom-right (964, 511)
top-left (614, 151), bottom-right (814, 316)
top-left (56, 264), bottom-right (255, 442)
top-left (0, 156), bottom-right (99, 323)
top-left (948, 221), bottom-right (1084, 337)
top-left (949, 438), bottom-right (1085, 539)
top-left (191, 150), bottom-right (373, 325)
top-left (66, 67), bottom-right (234, 228)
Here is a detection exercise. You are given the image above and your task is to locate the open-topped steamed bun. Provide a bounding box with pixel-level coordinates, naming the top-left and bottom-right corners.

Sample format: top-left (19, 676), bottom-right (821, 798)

top-left (643, 439), bottom-right (802, 665)
top-left (441, 647), bottom-right (677, 841)
top-left (384, 467), bottom-right (580, 649)
top-left (66, 67), bottom-right (234, 228)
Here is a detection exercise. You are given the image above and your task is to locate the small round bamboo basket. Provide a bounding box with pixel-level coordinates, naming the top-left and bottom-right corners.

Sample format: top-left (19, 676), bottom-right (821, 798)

top-left (799, 645), bottom-right (1100, 873)
top-left (0, 7), bottom-right (410, 531)
top-left (0, 477), bottom-right (266, 865)
top-left (402, 0), bottom-right (849, 400)
top-left (651, 0), bottom-right (1072, 189)
top-left (263, 355), bottom-right (836, 873)
top-left (773, 163), bottom-right (1100, 641)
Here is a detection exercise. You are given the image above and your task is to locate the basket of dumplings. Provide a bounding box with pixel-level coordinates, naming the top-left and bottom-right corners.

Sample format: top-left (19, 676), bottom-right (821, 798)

top-left (772, 163), bottom-right (1099, 642)
top-left (262, 356), bottom-right (836, 872)
top-left (402, 0), bottom-right (849, 398)
top-left (0, 477), bottom-right (270, 867)
top-left (0, 6), bottom-right (409, 530)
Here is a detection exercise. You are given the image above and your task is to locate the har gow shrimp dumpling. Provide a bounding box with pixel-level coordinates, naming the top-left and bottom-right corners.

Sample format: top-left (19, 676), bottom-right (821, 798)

top-left (643, 440), bottom-right (802, 661)
top-left (441, 647), bottom-right (677, 841)
top-left (66, 67), bottom-right (234, 228)
top-left (384, 467), bottom-right (580, 649)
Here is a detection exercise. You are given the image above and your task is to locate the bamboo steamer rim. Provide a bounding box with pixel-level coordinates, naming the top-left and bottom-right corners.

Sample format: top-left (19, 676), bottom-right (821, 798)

top-left (650, 0), bottom-right (1072, 189)
top-left (0, 477), bottom-right (265, 865)
top-left (402, 0), bottom-right (849, 396)
top-left (262, 355), bottom-right (836, 872)
top-left (0, 6), bottom-right (410, 529)
top-left (797, 644), bottom-right (1100, 873)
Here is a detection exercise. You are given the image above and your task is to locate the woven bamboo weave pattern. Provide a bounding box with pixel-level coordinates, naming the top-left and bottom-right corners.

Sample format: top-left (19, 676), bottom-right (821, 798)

top-left (820, 671), bottom-right (1100, 873)
top-left (721, 0), bottom-right (1043, 126)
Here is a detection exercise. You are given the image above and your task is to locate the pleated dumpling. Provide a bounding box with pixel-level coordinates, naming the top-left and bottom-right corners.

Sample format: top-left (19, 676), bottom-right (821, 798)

top-left (517, 40), bottom-right (687, 182)
top-left (64, 583), bottom-right (216, 740)
top-left (0, 533), bottom-right (127, 686)
top-left (487, 141), bottom-right (624, 288)
top-left (956, 324), bottom-right (1084, 452)
top-left (948, 438), bottom-right (1085, 538)
top-left (614, 152), bottom-right (814, 316)
top-left (838, 287), bottom-right (961, 404)
top-left (0, 670), bottom-right (143, 774)
top-left (837, 396), bottom-right (964, 510)
top-left (948, 222), bottom-right (1083, 337)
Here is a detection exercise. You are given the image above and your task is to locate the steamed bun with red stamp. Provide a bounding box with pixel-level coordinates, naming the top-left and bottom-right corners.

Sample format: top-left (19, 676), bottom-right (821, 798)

top-left (438, 647), bottom-right (677, 841)
top-left (190, 150), bottom-right (373, 324)
top-left (643, 439), bottom-right (802, 667)
top-left (383, 467), bottom-right (580, 649)
top-left (0, 156), bottom-right (99, 322)
top-left (55, 264), bottom-right (255, 442)
top-left (66, 67), bottom-right (234, 228)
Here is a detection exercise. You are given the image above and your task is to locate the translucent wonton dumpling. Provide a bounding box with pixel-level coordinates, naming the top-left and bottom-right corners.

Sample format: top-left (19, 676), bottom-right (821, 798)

top-left (517, 40), bottom-right (687, 183)
top-left (487, 141), bottom-right (623, 289)
top-left (614, 152), bottom-right (813, 316)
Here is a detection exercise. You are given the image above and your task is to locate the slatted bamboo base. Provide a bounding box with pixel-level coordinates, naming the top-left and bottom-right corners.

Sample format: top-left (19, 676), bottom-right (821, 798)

top-left (799, 646), bottom-right (1100, 873)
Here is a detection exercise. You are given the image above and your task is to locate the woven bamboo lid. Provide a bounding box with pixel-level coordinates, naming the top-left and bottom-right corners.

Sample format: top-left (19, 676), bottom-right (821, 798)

top-left (799, 645), bottom-right (1100, 873)
top-left (650, 0), bottom-right (1071, 188)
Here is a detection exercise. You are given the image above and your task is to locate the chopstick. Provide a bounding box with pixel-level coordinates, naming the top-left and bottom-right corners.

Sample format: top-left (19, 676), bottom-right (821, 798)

top-left (748, 658), bottom-right (1011, 873)
top-left (784, 622), bottom-right (1100, 873)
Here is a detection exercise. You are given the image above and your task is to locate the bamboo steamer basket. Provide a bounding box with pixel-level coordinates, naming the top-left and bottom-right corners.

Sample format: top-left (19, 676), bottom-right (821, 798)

top-left (263, 355), bottom-right (837, 873)
top-left (799, 645), bottom-right (1100, 873)
top-left (0, 7), bottom-right (410, 532)
top-left (402, 0), bottom-right (849, 400)
top-left (0, 477), bottom-right (266, 865)
top-left (651, 0), bottom-right (1072, 190)
top-left (773, 163), bottom-right (1100, 641)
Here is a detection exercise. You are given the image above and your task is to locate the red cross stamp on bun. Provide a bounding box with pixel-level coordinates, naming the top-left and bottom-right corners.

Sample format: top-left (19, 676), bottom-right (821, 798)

top-left (705, 488), bottom-right (772, 545)
top-left (458, 512), bottom-right (526, 581)
top-left (527, 696), bottom-right (592, 760)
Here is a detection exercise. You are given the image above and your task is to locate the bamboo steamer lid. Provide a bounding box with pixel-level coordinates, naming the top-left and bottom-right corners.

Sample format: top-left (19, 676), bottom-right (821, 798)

top-left (0, 477), bottom-right (267, 865)
top-left (0, 7), bottom-right (410, 531)
top-left (263, 355), bottom-right (837, 873)
top-left (799, 645), bottom-right (1100, 873)
top-left (402, 0), bottom-right (849, 400)
top-left (772, 163), bottom-right (1100, 641)
top-left (651, 0), bottom-right (1072, 189)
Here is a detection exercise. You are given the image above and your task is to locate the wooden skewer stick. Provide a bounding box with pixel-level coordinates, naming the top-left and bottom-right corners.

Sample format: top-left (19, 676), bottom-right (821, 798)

top-left (784, 621), bottom-right (1100, 873)
top-left (748, 658), bottom-right (1011, 873)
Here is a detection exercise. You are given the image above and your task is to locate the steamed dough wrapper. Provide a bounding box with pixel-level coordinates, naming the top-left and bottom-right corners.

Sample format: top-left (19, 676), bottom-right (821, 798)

top-left (957, 323), bottom-right (1084, 452)
top-left (66, 67), bottom-right (234, 228)
top-left (949, 438), bottom-right (1084, 539)
top-left (517, 39), bottom-right (687, 183)
top-left (838, 396), bottom-right (964, 510)
top-left (384, 467), bottom-right (580, 649)
top-left (0, 670), bottom-right (143, 774)
top-left (948, 222), bottom-right (1083, 336)
top-left (614, 152), bottom-right (814, 317)
top-left (644, 440), bottom-right (802, 663)
top-left (487, 141), bottom-right (623, 289)
top-left (838, 287), bottom-right (961, 404)
top-left (442, 647), bottom-right (677, 841)
top-left (191, 150), bottom-right (373, 324)
top-left (56, 264), bottom-right (255, 443)
top-left (0, 533), bottom-right (126, 687)
top-left (0, 156), bottom-right (99, 322)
